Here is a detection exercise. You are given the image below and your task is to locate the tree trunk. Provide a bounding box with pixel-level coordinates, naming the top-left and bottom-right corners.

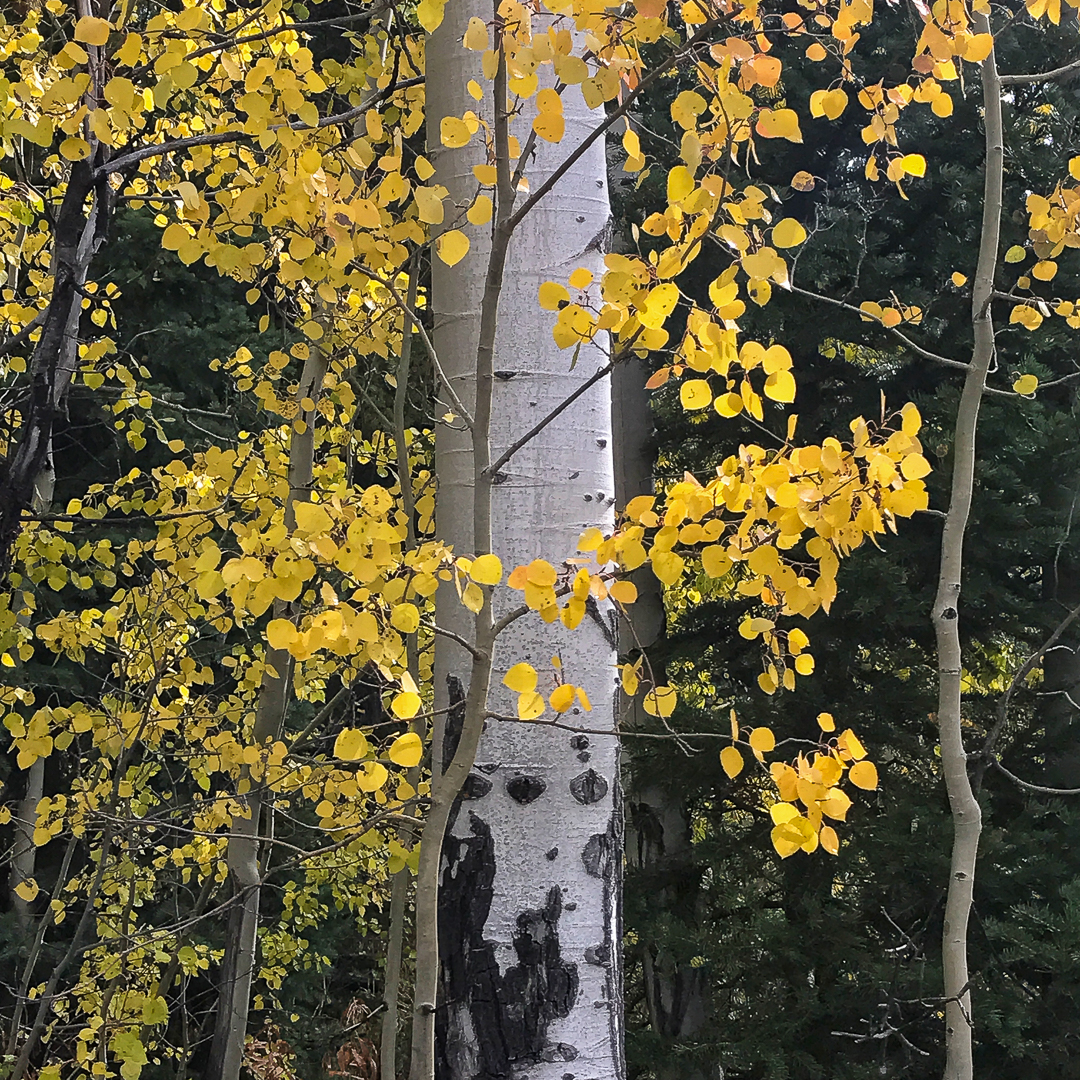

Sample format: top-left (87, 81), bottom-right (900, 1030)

top-left (934, 17), bottom-right (1002, 1080)
top-left (422, 8), bottom-right (622, 1080)
top-left (207, 347), bottom-right (328, 1080)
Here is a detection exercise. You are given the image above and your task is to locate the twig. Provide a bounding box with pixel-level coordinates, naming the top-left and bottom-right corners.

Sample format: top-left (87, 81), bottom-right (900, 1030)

top-left (1000, 56), bottom-right (1080, 85)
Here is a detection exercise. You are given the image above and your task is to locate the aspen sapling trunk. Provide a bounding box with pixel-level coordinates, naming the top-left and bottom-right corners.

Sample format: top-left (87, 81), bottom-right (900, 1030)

top-left (208, 346), bottom-right (329, 1080)
top-left (418, 5), bottom-right (622, 1079)
top-left (934, 16), bottom-right (1002, 1080)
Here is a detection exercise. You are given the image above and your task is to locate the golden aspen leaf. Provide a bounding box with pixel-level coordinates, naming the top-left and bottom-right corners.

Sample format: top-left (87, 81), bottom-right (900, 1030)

top-left (416, 155), bottom-right (436, 180)
top-left (701, 546), bottom-right (732, 578)
top-left (770, 802), bottom-right (800, 825)
top-left (550, 684), bottom-right (576, 712)
top-left (670, 89), bottom-right (707, 129)
top-left (533, 112), bottom-right (565, 142)
top-left (730, 709), bottom-right (740, 742)
top-left (806, 42), bottom-right (827, 60)
top-left (755, 108), bottom-right (803, 142)
top-left (680, 379), bottom-right (712, 410)
top-left (792, 170), bottom-right (816, 191)
top-left (142, 997), bottom-right (169, 1026)
top-left (1032, 260), bottom-right (1057, 281)
top-left (293, 501), bottom-right (332, 535)
top-left (413, 186), bottom-right (445, 225)
top-left (14, 878), bottom-right (39, 903)
top-left (764, 370), bottom-right (796, 403)
top-left (849, 760), bottom-right (878, 789)
top-left (622, 664), bottom-right (641, 696)
top-left (1004, 245), bottom-right (1027, 263)
top-left (334, 728), bottom-right (369, 760)
top-left (464, 16), bottom-right (488, 49)
top-left (389, 731), bottom-right (423, 767)
top-left (470, 554), bottom-right (502, 584)
top-left (819, 825), bottom-right (840, 855)
top-left (900, 453), bottom-right (931, 480)
top-left (416, 0), bottom-right (445, 30)
top-left (356, 762), bottom-right (389, 791)
top-left (749, 727), bottom-right (776, 754)
top-left (467, 195), bottom-right (493, 225)
top-left (162, 224), bottom-right (188, 250)
top-left (266, 619), bottom-right (298, 650)
top-left (963, 33), bottom-right (994, 62)
top-left (720, 745), bottom-right (744, 778)
top-left (817, 711), bottom-right (836, 732)
top-left (74, 15), bottom-right (111, 44)
top-left (1009, 304), bottom-right (1043, 330)
top-left (609, 580), bottom-right (638, 604)
top-left (569, 268), bottom-right (593, 289)
top-left (391, 603), bottom-right (420, 634)
top-left (60, 137), bottom-right (90, 161)
top-left (643, 685), bottom-right (678, 717)
top-left (901, 403), bottom-right (922, 435)
top-left (837, 728), bottom-right (867, 760)
top-left (900, 154), bottom-right (926, 177)
top-left (794, 653), bottom-right (815, 675)
top-left (932, 93), bottom-right (954, 117)
top-left (770, 823), bottom-right (802, 858)
top-left (517, 690), bottom-right (546, 720)
top-left (440, 117), bottom-right (472, 148)
top-left (390, 693), bottom-right (421, 722)
top-left (577, 687), bottom-right (593, 711)
top-left (1011, 373), bottom-right (1038, 396)
top-left (539, 281), bottom-right (570, 310)
top-left (667, 165), bottom-right (695, 204)
top-left (436, 230), bottom-right (470, 266)
top-left (504, 662), bottom-right (538, 694)
top-left (526, 559), bottom-right (557, 587)
top-left (650, 549), bottom-right (685, 585)
top-left (473, 164), bottom-right (497, 185)
top-left (461, 582), bottom-right (484, 613)
top-left (809, 88), bottom-right (847, 120)
top-left (1071, 156), bottom-right (1080, 181)
top-left (578, 528), bottom-right (603, 550)
top-left (951, 272), bottom-right (967, 287)
top-left (758, 670), bottom-right (778, 694)
top-left (715, 392), bottom-right (743, 417)
top-left (772, 218), bottom-right (807, 248)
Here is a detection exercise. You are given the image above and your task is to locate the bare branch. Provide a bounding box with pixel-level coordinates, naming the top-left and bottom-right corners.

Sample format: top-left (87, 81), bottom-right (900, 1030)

top-left (1000, 56), bottom-right (1080, 85)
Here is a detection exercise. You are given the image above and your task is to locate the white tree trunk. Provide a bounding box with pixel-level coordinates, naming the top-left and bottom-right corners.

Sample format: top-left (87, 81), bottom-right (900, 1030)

top-left (427, 8), bottom-right (621, 1079)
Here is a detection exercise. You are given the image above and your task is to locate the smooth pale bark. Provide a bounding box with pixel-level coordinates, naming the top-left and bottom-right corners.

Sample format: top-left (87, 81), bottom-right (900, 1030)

top-left (207, 347), bottom-right (329, 1080)
top-left (421, 8), bottom-right (621, 1080)
top-left (934, 17), bottom-right (1001, 1080)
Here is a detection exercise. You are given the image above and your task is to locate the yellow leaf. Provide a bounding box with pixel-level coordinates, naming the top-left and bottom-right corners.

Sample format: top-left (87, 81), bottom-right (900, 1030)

top-left (720, 745), bottom-right (744, 778)
top-left (391, 692), bottom-right (422, 721)
top-left (809, 87), bottom-right (847, 120)
top-left (772, 218), bottom-right (807, 248)
top-left (900, 153), bottom-right (926, 177)
top-left (440, 117), bottom-right (472, 148)
top-left (413, 185), bottom-right (445, 225)
top-left (461, 582), bottom-right (484, 613)
top-left (334, 728), bottom-right (369, 761)
top-left (533, 112), bottom-right (565, 143)
top-left (951, 272), bottom-right (967, 287)
top-left (701, 545), bottom-right (732, 578)
top-left (1032, 260), bottom-right (1057, 281)
top-left (416, 0), bottom-right (445, 31)
top-left (900, 453), bottom-right (931, 480)
top-left (650, 549), bottom-right (685, 585)
top-left (643, 685), bottom-right (678, 717)
top-left (356, 762), bottom-right (389, 791)
top-left (806, 42), bottom-right (827, 61)
top-left (14, 878), bottom-right (39, 903)
top-left (74, 15), bottom-right (112, 45)
top-left (680, 379), bottom-right (712, 410)
top-left (667, 165), bottom-right (695, 204)
top-left (60, 137), bottom-right (90, 161)
top-left (436, 230), bottom-right (470, 267)
top-left (504, 662), bottom-right (538, 693)
top-left (837, 728), bottom-right (867, 760)
top-left (266, 619), bottom-right (298, 651)
top-left (463, 16), bottom-right (488, 49)
top-left (470, 553), bottom-right (502, 585)
top-left (748, 727), bottom-right (775, 754)
top-left (389, 731), bottom-right (423, 767)
top-left (1012, 373), bottom-right (1038, 396)
top-left (819, 825), bottom-right (840, 855)
top-left (609, 580), bottom-right (637, 604)
top-left (550, 684), bottom-right (576, 712)
top-left (755, 108), bottom-right (803, 142)
top-left (764, 370), bottom-right (796, 403)
top-left (473, 164), bottom-right (498, 185)
top-left (467, 195), bottom-right (493, 226)
top-left (569, 268), bottom-right (593, 289)
top-left (391, 603), bottom-right (420, 634)
top-left (1004, 245), bottom-right (1027, 263)
top-left (794, 653), bottom-right (815, 675)
top-left (817, 711), bottom-right (836, 732)
top-left (517, 690), bottom-right (546, 720)
top-left (539, 281), bottom-right (571, 310)
top-left (849, 760), bottom-right (878, 789)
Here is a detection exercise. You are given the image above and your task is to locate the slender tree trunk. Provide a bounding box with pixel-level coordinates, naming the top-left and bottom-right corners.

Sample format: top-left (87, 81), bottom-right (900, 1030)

top-left (207, 347), bottom-right (329, 1080)
top-left (612, 357), bottom-right (707, 1074)
top-left (421, 7), bottom-right (621, 1079)
top-left (934, 18), bottom-right (1002, 1080)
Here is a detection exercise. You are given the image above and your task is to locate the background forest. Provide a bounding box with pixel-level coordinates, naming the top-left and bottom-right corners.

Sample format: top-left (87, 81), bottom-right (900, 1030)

top-left (4, 1), bottom-right (1080, 1080)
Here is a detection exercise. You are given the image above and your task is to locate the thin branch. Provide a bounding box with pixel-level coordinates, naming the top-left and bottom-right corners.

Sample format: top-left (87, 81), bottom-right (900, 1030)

top-left (423, 620), bottom-right (485, 661)
top-left (788, 284), bottom-right (969, 371)
top-left (0, 309), bottom-right (47, 358)
top-left (382, 277), bottom-right (474, 429)
top-left (1000, 56), bottom-right (1080, 85)
top-left (992, 758), bottom-right (1080, 795)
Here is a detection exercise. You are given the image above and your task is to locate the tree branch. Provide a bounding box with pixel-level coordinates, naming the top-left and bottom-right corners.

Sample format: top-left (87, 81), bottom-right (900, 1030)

top-left (0, 309), bottom-right (47, 358)
top-left (1000, 56), bottom-right (1080, 85)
